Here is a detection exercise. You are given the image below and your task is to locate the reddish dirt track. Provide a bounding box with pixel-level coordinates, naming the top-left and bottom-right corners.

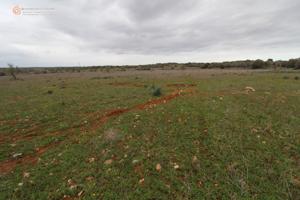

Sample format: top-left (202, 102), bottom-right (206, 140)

top-left (98, 108), bottom-right (131, 124)
top-left (0, 142), bottom-right (61, 175)
top-left (89, 89), bottom-right (189, 131)
top-left (135, 90), bottom-right (181, 110)
top-left (0, 87), bottom-right (195, 175)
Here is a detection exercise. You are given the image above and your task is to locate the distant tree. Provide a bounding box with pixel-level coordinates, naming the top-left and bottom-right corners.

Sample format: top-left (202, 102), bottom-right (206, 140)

top-left (266, 59), bottom-right (274, 68)
top-left (7, 63), bottom-right (17, 80)
top-left (0, 71), bottom-right (6, 76)
top-left (203, 63), bottom-right (210, 69)
top-left (295, 59), bottom-right (300, 69)
top-left (252, 59), bottom-right (265, 69)
top-left (286, 59), bottom-right (297, 68)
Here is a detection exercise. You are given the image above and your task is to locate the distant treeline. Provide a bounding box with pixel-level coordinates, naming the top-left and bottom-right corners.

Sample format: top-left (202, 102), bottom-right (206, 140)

top-left (0, 58), bottom-right (299, 76)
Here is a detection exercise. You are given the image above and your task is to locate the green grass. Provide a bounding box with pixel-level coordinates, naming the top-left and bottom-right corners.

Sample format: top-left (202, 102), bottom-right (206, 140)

top-left (0, 71), bottom-right (299, 199)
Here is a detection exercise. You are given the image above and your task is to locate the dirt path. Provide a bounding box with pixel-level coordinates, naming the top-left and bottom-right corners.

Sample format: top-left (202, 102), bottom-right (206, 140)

top-left (0, 87), bottom-right (195, 175)
top-left (0, 142), bottom-right (61, 174)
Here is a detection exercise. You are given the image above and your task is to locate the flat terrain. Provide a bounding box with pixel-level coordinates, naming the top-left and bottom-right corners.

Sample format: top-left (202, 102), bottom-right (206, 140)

top-left (0, 69), bottom-right (299, 199)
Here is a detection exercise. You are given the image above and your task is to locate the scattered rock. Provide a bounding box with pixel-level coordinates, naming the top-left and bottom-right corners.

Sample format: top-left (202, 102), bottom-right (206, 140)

top-left (192, 156), bottom-right (200, 169)
top-left (78, 190), bottom-right (84, 197)
top-left (198, 180), bottom-right (203, 187)
top-left (63, 195), bottom-right (71, 200)
top-left (67, 179), bottom-right (75, 185)
top-left (251, 128), bottom-right (258, 133)
top-left (12, 153), bottom-right (23, 158)
top-left (104, 159), bottom-right (113, 165)
top-left (132, 160), bottom-right (139, 165)
top-left (88, 157), bottom-right (95, 163)
top-left (18, 182), bottom-right (23, 187)
top-left (23, 172), bottom-right (30, 178)
top-left (156, 163), bottom-right (162, 172)
top-left (174, 164), bottom-right (180, 169)
top-left (245, 86), bottom-right (256, 93)
top-left (139, 178), bottom-right (145, 185)
top-left (67, 179), bottom-right (77, 189)
top-left (192, 156), bottom-right (198, 163)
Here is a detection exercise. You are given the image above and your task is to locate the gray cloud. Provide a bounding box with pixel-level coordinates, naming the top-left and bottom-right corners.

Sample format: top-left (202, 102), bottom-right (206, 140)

top-left (0, 0), bottom-right (300, 67)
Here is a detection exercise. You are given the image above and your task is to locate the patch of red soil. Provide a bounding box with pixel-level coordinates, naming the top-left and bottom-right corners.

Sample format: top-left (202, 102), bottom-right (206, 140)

top-left (0, 88), bottom-right (195, 174)
top-left (0, 135), bottom-right (5, 143)
top-left (90, 89), bottom-right (193, 130)
top-left (0, 122), bottom-right (44, 144)
top-left (11, 131), bottom-right (40, 142)
top-left (135, 90), bottom-right (182, 110)
top-left (0, 123), bottom-right (84, 145)
top-left (0, 119), bottom-right (19, 126)
top-left (0, 141), bottom-right (61, 175)
top-left (10, 96), bottom-right (24, 103)
top-left (99, 108), bottom-right (130, 124)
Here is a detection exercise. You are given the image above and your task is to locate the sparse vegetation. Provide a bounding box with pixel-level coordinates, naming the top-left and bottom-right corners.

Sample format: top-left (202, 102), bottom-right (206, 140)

top-left (0, 70), bottom-right (299, 199)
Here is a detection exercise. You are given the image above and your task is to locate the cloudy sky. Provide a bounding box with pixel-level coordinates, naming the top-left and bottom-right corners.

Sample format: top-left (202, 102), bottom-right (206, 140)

top-left (0, 0), bottom-right (300, 67)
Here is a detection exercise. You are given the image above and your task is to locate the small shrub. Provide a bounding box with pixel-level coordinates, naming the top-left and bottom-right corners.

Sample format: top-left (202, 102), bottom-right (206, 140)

top-left (295, 76), bottom-right (299, 80)
top-left (47, 90), bottom-right (53, 94)
top-left (153, 88), bottom-right (162, 96)
top-left (150, 85), bottom-right (162, 97)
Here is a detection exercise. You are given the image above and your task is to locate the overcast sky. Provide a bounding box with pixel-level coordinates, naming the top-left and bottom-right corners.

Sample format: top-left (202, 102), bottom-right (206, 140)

top-left (0, 0), bottom-right (300, 67)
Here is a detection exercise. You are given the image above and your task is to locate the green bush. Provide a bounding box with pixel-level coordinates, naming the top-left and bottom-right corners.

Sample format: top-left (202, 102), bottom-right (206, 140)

top-left (150, 85), bottom-right (162, 97)
top-left (252, 59), bottom-right (265, 69)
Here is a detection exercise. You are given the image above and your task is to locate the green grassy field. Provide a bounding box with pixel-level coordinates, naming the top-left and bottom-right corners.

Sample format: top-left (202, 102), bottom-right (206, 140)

top-left (0, 70), bottom-right (299, 199)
